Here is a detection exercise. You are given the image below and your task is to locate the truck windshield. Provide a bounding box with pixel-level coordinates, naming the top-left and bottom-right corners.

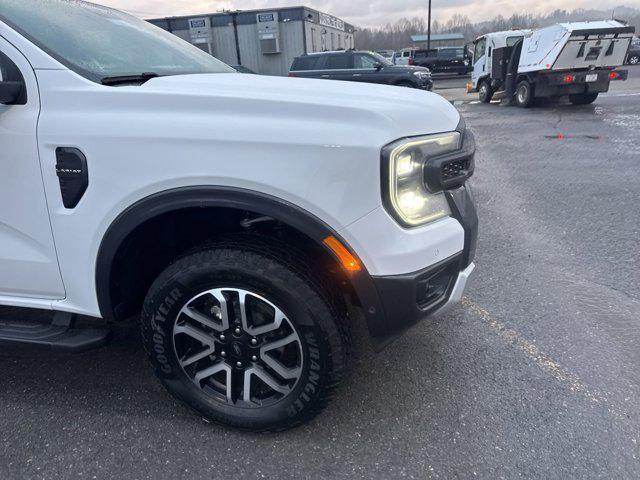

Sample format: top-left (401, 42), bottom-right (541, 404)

top-left (0, 0), bottom-right (234, 84)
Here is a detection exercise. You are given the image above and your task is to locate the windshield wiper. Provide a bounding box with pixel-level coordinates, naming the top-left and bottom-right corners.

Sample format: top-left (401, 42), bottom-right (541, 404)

top-left (101, 72), bottom-right (160, 86)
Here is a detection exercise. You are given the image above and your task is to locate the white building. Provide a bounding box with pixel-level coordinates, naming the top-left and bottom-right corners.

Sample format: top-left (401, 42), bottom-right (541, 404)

top-left (148, 7), bottom-right (356, 76)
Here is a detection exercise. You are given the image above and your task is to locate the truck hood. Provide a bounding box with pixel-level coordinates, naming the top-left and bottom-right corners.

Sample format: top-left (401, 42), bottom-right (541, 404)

top-left (139, 73), bottom-right (460, 142)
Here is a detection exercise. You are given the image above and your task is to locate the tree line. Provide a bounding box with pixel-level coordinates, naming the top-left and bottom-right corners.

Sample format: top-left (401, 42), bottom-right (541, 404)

top-left (355, 6), bottom-right (640, 51)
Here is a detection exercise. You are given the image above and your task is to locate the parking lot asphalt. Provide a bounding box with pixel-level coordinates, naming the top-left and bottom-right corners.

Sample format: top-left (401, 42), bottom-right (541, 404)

top-left (1, 67), bottom-right (640, 479)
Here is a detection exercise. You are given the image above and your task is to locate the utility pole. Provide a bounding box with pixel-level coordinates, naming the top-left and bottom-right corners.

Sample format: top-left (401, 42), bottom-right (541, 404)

top-left (427, 0), bottom-right (432, 51)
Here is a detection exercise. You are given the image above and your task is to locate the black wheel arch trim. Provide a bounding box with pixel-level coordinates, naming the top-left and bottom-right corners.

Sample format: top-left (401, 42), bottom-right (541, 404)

top-left (95, 186), bottom-right (390, 341)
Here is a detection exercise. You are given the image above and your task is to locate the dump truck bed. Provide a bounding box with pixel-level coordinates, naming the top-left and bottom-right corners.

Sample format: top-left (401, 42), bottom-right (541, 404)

top-left (519, 21), bottom-right (635, 73)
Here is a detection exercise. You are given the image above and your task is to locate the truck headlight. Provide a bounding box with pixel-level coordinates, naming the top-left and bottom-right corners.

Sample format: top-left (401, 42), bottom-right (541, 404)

top-left (382, 132), bottom-right (461, 227)
top-left (413, 71), bottom-right (431, 79)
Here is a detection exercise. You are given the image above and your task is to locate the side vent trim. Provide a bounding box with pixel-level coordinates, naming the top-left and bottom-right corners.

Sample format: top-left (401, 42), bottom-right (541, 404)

top-left (55, 147), bottom-right (88, 209)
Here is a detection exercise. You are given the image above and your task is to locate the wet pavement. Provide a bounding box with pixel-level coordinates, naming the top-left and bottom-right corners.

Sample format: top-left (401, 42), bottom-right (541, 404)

top-left (1, 67), bottom-right (640, 479)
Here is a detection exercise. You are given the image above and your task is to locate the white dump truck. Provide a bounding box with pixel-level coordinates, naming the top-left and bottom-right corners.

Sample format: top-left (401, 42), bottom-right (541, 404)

top-left (469, 21), bottom-right (635, 106)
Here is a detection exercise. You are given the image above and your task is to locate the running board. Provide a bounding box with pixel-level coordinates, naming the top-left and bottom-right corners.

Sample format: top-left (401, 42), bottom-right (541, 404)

top-left (0, 312), bottom-right (111, 353)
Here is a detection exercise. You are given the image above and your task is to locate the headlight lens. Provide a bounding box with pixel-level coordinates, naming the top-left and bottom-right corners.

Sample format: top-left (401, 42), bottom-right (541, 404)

top-left (384, 132), bottom-right (461, 227)
top-left (413, 71), bottom-right (431, 79)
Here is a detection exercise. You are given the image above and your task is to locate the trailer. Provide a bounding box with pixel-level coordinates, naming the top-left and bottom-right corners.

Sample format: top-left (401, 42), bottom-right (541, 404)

top-left (469, 21), bottom-right (635, 107)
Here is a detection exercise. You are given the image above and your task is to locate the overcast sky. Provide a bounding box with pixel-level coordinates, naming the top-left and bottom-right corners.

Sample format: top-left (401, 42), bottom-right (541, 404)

top-left (98, 0), bottom-right (639, 27)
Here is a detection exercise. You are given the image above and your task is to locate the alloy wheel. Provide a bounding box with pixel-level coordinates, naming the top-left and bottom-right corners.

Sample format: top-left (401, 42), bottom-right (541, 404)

top-left (172, 288), bottom-right (304, 407)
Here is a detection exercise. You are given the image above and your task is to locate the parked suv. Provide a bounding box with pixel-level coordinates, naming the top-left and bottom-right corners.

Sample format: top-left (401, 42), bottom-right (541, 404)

top-left (397, 47), bottom-right (470, 74)
top-left (0, 0), bottom-right (476, 431)
top-left (289, 50), bottom-right (433, 90)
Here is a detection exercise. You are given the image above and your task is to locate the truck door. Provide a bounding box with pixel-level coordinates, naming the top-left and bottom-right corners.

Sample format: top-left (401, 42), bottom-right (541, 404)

top-left (322, 53), bottom-right (353, 82)
top-left (471, 37), bottom-right (487, 88)
top-left (352, 53), bottom-right (386, 84)
top-left (0, 37), bottom-right (65, 300)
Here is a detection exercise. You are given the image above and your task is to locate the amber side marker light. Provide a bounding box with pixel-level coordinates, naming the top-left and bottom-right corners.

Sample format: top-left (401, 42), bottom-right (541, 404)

top-left (323, 236), bottom-right (362, 272)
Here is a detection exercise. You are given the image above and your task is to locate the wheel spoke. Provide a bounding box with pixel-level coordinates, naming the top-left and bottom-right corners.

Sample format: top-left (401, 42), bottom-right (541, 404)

top-left (183, 306), bottom-right (226, 332)
top-left (243, 366), bottom-right (291, 403)
top-left (230, 367), bottom-right (245, 404)
top-left (208, 289), bottom-right (231, 331)
top-left (194, 363), bottom-right (232, 402)
top-left (239, 291), bottom-right (286, 336)
top-left (174, 324), bottom-right (215, 347)
top-left (261, 333), bottom-right (298, 352)
top-left (260, 333), bottom-right (302, 380)
top-left (180, 346), bottom-right (216, 367)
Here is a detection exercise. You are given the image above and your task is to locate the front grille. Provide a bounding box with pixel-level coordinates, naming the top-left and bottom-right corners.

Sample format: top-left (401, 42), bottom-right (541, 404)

top-left (423, 128), bottom-right (475, 191)
top-left (441, 159), bottom-right (468, 181)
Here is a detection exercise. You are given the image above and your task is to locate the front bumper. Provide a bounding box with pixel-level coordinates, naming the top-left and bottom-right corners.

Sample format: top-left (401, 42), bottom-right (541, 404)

top-left (433, 261), bottom-right (475, 317)
top-left (418, 79), bottom-right (434, 91)
top-left (360, 185), bottom-right (478, 348)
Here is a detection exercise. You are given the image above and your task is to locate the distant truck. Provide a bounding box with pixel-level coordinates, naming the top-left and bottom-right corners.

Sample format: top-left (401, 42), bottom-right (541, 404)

top-left (375, 49), bottom-right (397, 64)
top-left (396, 47), bottom-right (471, 74)
top-left (469, 21), bottom-right (635, 106)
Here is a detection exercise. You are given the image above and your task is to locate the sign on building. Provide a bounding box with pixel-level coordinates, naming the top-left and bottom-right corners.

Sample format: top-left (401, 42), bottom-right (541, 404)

top-left (189, 17), bottom-right (212, 44)
top-left (256, 11), bottom-right (281, 54)
top-left (319, 13), bottom-right (345, 32)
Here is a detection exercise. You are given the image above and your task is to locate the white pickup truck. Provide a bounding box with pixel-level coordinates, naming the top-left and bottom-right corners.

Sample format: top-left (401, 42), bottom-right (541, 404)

top-left (0, 0), bottom-right (477, 431)
top-left (470, 21), bottom-right (635, 106)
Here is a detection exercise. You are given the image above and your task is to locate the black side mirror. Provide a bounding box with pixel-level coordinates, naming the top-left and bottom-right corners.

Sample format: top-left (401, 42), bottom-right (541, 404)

top-left (374, 62), bottom-right (384, 71)
top-left (0, 81), bottom-right (26, 105)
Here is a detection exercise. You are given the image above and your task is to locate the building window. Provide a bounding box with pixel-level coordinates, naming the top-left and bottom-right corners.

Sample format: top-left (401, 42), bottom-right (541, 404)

top-left (330, 32), bottom-right (335, 50)
top-left (311, 27), bottom-right (317, 52)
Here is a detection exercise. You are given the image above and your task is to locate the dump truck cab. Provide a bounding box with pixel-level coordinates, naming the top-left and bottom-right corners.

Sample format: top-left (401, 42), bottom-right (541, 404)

top-left (470, 30), bottom-right (529, 98)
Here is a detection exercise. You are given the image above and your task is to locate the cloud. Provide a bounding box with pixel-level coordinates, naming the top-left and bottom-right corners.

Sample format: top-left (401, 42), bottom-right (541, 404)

top-left (98, 0), bottom-right (640, 27)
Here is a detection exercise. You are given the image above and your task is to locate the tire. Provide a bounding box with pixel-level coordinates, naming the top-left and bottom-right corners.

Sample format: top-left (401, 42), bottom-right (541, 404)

top-left (478, 80), bottom-right (493, 103)
top-left (628, 55), bottom-right (639, 65)
top-left (568, 92), bottom-right (599, 105)
top-left (141, 241), bottom-right (349, 432)
top-left (515, 80), bottom-right (534, 108)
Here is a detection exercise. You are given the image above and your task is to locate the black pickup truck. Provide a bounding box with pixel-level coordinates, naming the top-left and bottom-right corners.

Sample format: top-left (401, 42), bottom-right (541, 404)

top-left (413, 47), bottom-right (471, 75)
top-left (289, 50), bottom-right (433, 90)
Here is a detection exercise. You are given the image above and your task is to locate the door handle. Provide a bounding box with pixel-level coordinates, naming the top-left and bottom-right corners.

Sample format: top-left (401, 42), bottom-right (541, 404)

top-left (321, 75), bottom-right (330, 78)
top-left (353, 74), bottom-right (362, 77)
